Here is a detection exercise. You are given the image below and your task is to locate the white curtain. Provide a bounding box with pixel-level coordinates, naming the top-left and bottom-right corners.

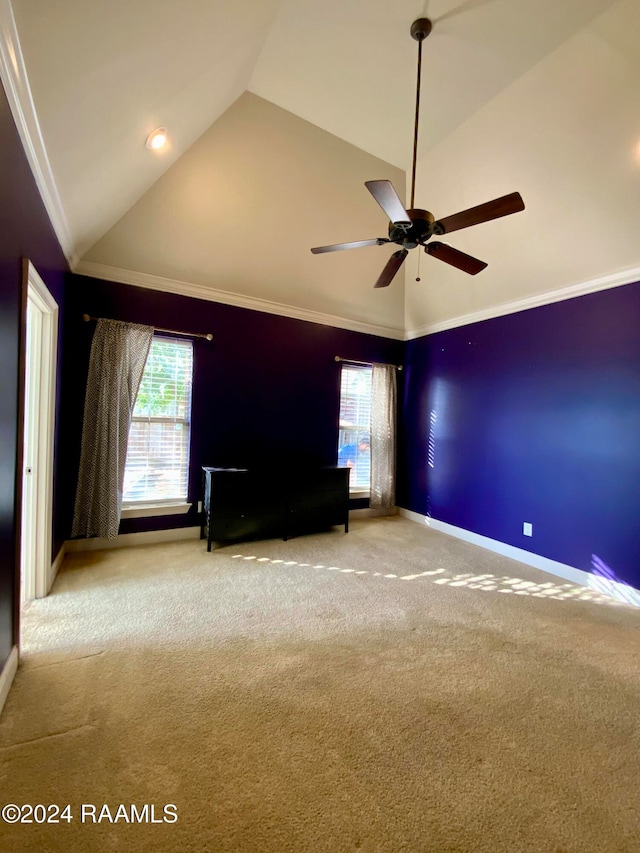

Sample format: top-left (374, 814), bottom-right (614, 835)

top-left (370, 364), bottom-right (397, 510)
top-left (71, 319), bottom-right (154, 539)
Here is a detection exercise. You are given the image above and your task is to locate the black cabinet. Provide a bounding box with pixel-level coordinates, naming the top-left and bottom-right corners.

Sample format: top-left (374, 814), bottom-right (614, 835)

top-left (201, 466), bottom-right (349, 551)
top-left (285, 468), bottom-right (350, 540)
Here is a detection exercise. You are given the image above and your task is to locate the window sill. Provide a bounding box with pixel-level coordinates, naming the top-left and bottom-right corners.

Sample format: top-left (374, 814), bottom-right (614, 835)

top-left (349, 490), bottom-right (370, 499)
top-left (121, 501), bottom-right (192, 519)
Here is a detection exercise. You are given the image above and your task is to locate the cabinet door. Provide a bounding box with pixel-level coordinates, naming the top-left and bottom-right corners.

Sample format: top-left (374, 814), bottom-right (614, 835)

top-left (287, 468), bottom-right (349, 534)
top-left (208, 470), bottom-right (285, 541)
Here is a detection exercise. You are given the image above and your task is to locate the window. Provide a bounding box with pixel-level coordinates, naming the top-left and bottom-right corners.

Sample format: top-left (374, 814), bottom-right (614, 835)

top-left (338, 365), bottom-right (372, 494)
top-left (123, 337), bottom-right (193, 506)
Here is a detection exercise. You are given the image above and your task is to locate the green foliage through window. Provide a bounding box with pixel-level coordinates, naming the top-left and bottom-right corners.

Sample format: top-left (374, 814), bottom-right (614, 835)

top-left (134, 338), bottom-right (192, 419)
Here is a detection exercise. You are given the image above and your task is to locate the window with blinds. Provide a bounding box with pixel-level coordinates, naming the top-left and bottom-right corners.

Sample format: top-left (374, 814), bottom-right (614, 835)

top-left (123, 337), bottom-right (193, 504)
top-left (338, 365), bottom-right (372, 493)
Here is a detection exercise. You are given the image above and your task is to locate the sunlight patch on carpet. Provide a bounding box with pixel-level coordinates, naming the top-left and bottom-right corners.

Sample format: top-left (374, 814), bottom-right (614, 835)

top-left (226, 552), bottom-right (630, 607)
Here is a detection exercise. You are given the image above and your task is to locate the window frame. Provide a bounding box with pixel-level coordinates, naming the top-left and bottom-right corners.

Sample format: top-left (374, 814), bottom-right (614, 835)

top-left (121, 334), bottom-right (194, 517)
top-left (338, 363), bottom-right (372, 498)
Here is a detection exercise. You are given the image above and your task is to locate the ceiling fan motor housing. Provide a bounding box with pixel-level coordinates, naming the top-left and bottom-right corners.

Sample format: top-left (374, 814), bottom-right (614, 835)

top-left (410, 18), bottom-right (432, 42)
top-left (389, 209), bottom-right (434, 248)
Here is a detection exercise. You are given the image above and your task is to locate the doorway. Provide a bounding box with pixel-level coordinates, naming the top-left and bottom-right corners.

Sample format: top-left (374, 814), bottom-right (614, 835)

top-left (20, 261), bottom-right (58, 605)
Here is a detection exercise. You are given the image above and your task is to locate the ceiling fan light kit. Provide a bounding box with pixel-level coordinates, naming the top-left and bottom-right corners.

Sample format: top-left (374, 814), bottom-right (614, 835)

top-left (311, 17), bottom-right (525, 288)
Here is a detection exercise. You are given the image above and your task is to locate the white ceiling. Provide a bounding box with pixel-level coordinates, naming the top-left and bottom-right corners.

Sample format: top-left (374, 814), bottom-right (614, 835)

top-left (8, 0), bottom-right (640, 336)
top-left (82, 92), bottom-right (409, 335)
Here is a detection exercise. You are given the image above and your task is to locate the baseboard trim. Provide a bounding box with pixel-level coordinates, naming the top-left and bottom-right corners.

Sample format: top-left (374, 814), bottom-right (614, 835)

top-left (66, 526), bottom-right (201, 552)
top-left (398, 507), bottom-right (592, 582)
top-left (397, 508), bottom-right (640, 605)
top-left (48, 542), bottom-right (66, 593)
top-left (0, 646), bottom-right (19, 716)
top-left (66, 517), bottom-right (397, 548)
top-left (350, 507), bottom-right (397, 519)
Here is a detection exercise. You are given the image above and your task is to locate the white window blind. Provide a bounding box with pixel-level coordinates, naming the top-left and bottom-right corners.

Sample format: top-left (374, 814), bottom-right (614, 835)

top-left (338, 365), bottom-right (372, 492)
top-left (123, 337), bottom-right (193, 503)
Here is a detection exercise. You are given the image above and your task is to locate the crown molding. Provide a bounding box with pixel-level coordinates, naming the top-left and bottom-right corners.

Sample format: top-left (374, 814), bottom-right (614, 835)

top-left (0, 0), bottom-right (76, 267)
top-left (74, 259), bottom-right (640, 343)
top-left (73, 260), bottom-right (406, 340)
top-left (405, 264), bottom-right (640, 340)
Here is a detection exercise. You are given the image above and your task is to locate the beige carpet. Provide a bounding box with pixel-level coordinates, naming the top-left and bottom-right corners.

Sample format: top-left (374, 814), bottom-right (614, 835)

top-left (1, 516), bottom-right (640, 853)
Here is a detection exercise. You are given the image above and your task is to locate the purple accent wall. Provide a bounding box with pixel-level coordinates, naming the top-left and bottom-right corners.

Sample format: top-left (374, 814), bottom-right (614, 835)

top-left (0, 85), bottom-right (68, 669)
top-left (60, 275), bottom-right (403, 538)
top-left (399, 282), bottom-right (640, 590)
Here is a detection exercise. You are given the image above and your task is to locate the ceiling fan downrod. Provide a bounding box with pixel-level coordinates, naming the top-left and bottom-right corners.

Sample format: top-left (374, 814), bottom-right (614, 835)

top-left (409, 18), bottom-right (432, 209)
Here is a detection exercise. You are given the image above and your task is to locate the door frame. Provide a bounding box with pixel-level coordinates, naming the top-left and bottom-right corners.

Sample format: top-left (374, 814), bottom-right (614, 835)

top-left (20, 260), bottom-right (58, 602)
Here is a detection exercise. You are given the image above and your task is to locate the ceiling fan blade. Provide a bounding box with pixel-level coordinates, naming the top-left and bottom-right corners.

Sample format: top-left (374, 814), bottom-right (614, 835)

top-left (434, 0), bottom-right (496, 24)
top-left (434, 192), bottom-right (525, 235)
top-left (365, 180), bottom-right (412, 228)
top-left (374, 249), bottom-right (408, 288)
top-left (425, 242), bottom-right (487, 275)
top-left (311, 238), bottom-right (389, 254)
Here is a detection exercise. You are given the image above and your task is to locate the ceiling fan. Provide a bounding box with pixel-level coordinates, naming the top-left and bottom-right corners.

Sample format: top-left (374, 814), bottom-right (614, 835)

top-left (310, 17), bottom-right (525, 288)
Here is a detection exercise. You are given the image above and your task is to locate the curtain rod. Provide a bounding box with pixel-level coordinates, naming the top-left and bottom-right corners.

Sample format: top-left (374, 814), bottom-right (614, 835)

top-left (335, 356), bottom-right (402, 371)
top-left (82, 314), bottom-right (213, 341)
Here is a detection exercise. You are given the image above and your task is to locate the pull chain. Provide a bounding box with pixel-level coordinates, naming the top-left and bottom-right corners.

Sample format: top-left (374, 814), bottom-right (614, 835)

top-left (416, 249), bottom-right (422, 282)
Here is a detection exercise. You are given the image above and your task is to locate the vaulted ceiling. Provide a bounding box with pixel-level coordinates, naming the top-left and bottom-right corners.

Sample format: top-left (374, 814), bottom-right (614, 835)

top-left (6, 0), bottom-right (640, 337)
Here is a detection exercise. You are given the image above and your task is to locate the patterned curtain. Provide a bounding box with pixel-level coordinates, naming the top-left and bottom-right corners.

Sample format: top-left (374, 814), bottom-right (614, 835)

top-left (71, 319), bottom-right (154, 539)
top-left (370, 364), bottom-right (397, 510)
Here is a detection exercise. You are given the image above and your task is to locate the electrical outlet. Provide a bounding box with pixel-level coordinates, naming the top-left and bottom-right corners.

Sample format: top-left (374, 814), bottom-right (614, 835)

top-left (523, 522), bottom-right (533, 537)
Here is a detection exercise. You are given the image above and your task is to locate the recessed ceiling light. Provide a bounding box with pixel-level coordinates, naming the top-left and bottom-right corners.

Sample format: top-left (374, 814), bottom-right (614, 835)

top-left (146, 127), bottom-right (167, 150)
